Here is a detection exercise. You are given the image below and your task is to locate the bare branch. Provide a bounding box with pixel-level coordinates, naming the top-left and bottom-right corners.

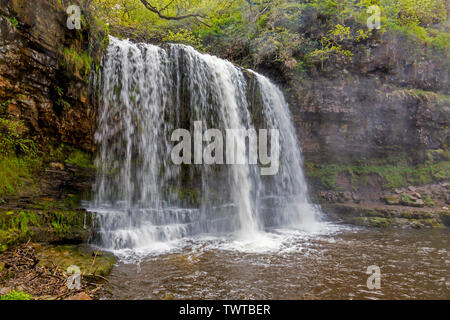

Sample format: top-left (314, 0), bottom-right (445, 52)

top-left (139, 0), bottom-right (207, 22)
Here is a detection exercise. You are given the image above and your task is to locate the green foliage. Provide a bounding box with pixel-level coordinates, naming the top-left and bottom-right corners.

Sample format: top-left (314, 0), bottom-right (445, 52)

top-left (0, 119), bottom-right (93, 198)
top-left (0, 119), bottom-right (37, 157)
top-left (62, 47), bottom-right (94, 79)
top-left (0, 118), bottom-right (40, 198)
top-left (0, 290), bottom-right (32, 300)
top-left (0, 211), bottom-right (39, 251)
top-left (40, 144), bottom-right (93, 169)
top-left (253, 28), bottom-right (302, 65)
top-left (65, 149), bottom-right (93, 169)
top-left (388, 0), bottom-right (447, 27)
top-left (7, 17), bottom-right (19, 28)
top-left (163, 29), bottom-right (204, 50)
top-left (89, 0), bottom-right (448, 72)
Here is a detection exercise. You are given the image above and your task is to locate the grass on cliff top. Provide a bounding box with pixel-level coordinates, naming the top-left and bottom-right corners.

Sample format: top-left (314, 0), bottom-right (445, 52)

top-left (306, 158), bottom-right (450, 190)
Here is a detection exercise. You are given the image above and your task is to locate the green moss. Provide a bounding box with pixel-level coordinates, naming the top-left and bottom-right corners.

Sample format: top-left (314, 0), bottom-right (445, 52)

top-left (0, 290), bottom-right (32, 300)
top-left (0, 157), bottom-right (38, 198)
top-left (62, 47), bottom-right (93, 79)
top-left (0, 209), bottom-right (91, 252)
top-left (368, 217), bottom-right (391, 228)
top-left (65, 149), bottom-right (93, 169)
top-left (0, 211), bottom-right (41, 251)
top-left (37, 245), bottom-right (116, 277)
top-left (401, 193), bottom-right (412, 203)
top-left (365, 210), bottom-right (387, 218)
top-left (410, 220), bottom-right (424, 229)
top-left (423, 218), bottom-right (441, 228)
top-left (7, 17), bottom-right (18, 28)
top-left (305, 163), bottom-right (343, 190)
top-left (305, 160), bottom-right (450, 190)
top-left (40, 144), bottom-right (93, 169)
top-left (423, 195), bottom-right (436, 207)
top-left (0, 118), bottom-right (42, 198)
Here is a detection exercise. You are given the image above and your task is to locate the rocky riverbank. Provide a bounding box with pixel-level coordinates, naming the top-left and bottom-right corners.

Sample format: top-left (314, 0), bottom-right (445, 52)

top-left (0, 242), bottom-right (115, 300)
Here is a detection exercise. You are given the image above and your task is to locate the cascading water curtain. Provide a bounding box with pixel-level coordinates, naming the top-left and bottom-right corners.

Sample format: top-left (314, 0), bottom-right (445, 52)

top-left (91, 36), bottom-right (321, 250)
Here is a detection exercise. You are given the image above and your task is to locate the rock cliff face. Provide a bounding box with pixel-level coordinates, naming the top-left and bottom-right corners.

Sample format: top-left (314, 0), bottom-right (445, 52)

top-left (0, 0), bottom-right (102, 151)
top-left (286, 32), bottom-right (449, 165)
top-left (276, 32), bottom-right (449, 227)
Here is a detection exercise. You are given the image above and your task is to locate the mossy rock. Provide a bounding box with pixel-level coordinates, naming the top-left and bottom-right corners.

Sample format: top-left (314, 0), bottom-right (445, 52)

top-left (368, 217), bottom-right (391, 228)
top-left (436, 211), bottom-right (450, 226)
top-left (326, 203), bottom-right (446, 229)
top-left (410, 220), bottom-right (425, 229)
top-left (383, 195), bottom-right (401, 205)
top-left (36, 244), bottom-right (116, 277)
top-left (422, 218), bottom-right (441, 228)
top-left (0, 209), bottom-right (93, 252)
top-left (399, 210), bottom-right (434, 220)
top-left (365, 209), bottom-right (389, 218)
top-left (400, 194), bottom-right (425, 207)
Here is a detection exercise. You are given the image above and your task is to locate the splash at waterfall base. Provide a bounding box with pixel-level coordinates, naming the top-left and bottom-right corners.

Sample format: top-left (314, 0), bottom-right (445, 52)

top-left (171, 121), bottom-right (280, 176)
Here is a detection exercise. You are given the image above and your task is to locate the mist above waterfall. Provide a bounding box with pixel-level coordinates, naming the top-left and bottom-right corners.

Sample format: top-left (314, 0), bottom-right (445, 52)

top-left (90, 36), bottom-right (322, 252)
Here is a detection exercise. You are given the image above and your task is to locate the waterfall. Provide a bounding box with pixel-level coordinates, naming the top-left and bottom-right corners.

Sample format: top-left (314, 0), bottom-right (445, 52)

top-left (90, 36), bottom-right (321, 251)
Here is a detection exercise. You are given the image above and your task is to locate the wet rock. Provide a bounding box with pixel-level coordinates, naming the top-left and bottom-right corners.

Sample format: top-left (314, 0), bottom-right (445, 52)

top-left (352, 193), bottom-right (361, 204)
top-left (437, 211), bottom-right (450, 227)
top-left (409, 194), bottom-right (418, 201)
top-left (36, 244), bottom-right (117, 277)
top-left (383, 195), bottom-right (401, 205)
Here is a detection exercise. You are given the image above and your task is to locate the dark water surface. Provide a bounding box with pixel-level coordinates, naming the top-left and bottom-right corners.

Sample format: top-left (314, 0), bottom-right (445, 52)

top-left (105, 227), bottom-right (449, 300)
